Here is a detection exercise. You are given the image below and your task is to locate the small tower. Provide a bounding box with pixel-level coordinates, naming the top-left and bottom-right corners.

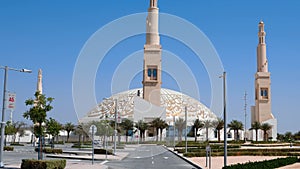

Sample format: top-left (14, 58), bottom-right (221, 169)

top-left (37, 69), bottom-right (43, 94)
top-left (251, 21), bottom-right (277, 141)
top-left (142, 0), bottom-right (162, 106)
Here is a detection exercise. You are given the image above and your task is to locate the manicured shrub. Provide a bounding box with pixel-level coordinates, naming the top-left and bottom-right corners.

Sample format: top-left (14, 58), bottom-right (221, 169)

top-left (21, 159), bottom-right (66, 169)
top-left (10, 142), bottom-right (24, 146)
top-left (222, 156), bottom-right (299, 169)
top-left (34, 148), bottom-right (62, 154)
top-left (4, 146), bottom-right (14, 151)
top-left (94, 148), bottom-right (113, 155)
top-left (71, 143), bottom-right (92, 148)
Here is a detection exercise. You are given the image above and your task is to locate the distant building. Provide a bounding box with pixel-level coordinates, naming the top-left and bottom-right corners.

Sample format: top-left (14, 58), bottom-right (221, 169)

top-left (251, 21), bottom-right (277, 141)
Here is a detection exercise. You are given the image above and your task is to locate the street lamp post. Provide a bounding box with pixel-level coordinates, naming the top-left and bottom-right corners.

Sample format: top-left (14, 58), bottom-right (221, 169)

top-left (0, 66), bottom-right (32, 168)
top-left (185, 106), bottom-right (187, 154)
top-left (114, 99), bottom-right (117, 155)
top-left (220, 71), bottom-right (227, 167)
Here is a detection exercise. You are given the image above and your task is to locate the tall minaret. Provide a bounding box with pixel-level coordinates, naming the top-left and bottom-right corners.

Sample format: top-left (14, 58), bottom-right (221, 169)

top-left (37, 69), bottom-right (43, 94)
top-left (142, 0), bottom-right (162, 106)
top-left (257, 21), bottom-right (268, 72)
top-left (251, 21), bottom-right (277, 141)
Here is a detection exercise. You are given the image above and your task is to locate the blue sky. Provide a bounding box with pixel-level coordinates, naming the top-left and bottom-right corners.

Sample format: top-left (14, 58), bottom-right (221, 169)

top-left (0, 0), bottom-right (299, 133)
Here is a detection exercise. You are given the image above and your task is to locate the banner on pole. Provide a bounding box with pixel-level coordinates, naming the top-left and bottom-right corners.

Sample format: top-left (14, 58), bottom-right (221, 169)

top-left (6, 92), bottom-right (16, 111)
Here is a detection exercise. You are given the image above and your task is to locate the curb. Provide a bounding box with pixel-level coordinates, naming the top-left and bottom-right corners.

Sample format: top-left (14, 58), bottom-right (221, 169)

top-left (163, 146), bottom-right (202, 169)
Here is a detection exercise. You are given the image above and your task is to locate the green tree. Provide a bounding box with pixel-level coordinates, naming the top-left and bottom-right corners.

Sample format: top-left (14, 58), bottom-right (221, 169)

top-left (192, 119), bottom-right (204, 142)
top-left (46, 118), bottom-right (62, 147)
top-left (135, 120), bottom-right (148, 142)
top-left (261, 123), bottom-right (272, 141)
top-left (120, 119), bottom-right (133, 143)
top-left (4, 121), bottom-right (15, 145)
top-left (11, 121), bottom-right (26, 143)
top-left (250, 121), bottom-right (261, 142)
top-left (293, 131), bottom-right (300, 141)
top-left (228, 120), bottom-right (244, 141)
top-left (74, 124), bottom-right (86, 145)
top-left (202, 120), bottom-right (214, 142)
top-left (175, 118), bottom-right (185, 142)
top-left (64, 122), bottom-right (75, 143)
top-left (23, 91), bottom-right (54, 160)
top-left (214, 118), bottom-right (224, 142)
top-left (150, 118), bottom-right (168, 142)
top-left (150, 118), bottom-right (161, 142)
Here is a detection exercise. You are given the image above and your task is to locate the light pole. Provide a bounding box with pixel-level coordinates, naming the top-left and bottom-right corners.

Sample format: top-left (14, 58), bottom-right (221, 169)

top-left (0, 66), bottom-right (32, 168)
top-left (185, 106), bottom-right (187, 154)
top-left (220, 71), bottom-right (227, 167)
top-left (114, 99), bottom-right (117, 155)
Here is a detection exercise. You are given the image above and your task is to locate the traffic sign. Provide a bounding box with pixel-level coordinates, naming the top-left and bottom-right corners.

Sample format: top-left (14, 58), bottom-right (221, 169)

top-left (6, 92), bottom-right (16, 111)
top-left (89, 125), bottom-right (97, 134)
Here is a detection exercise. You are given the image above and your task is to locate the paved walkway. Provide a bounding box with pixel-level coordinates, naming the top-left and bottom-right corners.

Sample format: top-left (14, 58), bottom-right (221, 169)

top-left (168, 147), bottom-right (300, 169)
top-left (189, 156), bottom-right (283, 169)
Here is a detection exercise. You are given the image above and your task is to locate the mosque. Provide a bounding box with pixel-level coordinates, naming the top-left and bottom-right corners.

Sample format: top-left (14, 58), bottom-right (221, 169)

top-left (80, 0), bottom-right (277, 142)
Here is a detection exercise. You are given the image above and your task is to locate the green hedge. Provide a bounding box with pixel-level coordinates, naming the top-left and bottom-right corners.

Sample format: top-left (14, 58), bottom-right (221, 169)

top-left (34, 148), bottom-right (62, 154)
top-left (10, 143), bottom-right (24, 146)
top-left (94, 148), bottom-right (113, 155)
top-left (4, 146), bottom-right (14, 151)
top-left (222, 156), bottom-right (299, 169)
top-left (183, 151), bottom-right (300, 157)
top-left (71, 144), bottom-right (92, 148)
top-left (21, 159), bottom-right (66, 169)
top-left (176, 145), bottom-right (241, 153)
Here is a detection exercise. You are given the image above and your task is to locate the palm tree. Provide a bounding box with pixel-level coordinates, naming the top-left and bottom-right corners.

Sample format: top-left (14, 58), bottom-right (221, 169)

top-left (228, 120), bottom-right (244, 141)
top-left (74, 124), bottom-right (86, 145)
top-left (135, 120), bottom-right (148, 142)
top-left (250, 121), bottom-right (261, 142)
top-left (202, 120), bottom-right (214, 142)
top-left (158, 120), bottom-right (168, 142)
top-left (214, 118), bottom-right (224, 142)
top-left (175, 118), bottom-right (185, 142)
top-left (121, 119), bottom-right (133, 143)
top-left (261, 123), bottom-right (272, 141)
top-left (192, 119), bottom-right (204, 142)
top-left (64, 122), bottom-right (75, 143)
top-left (150, 118), bottom-right (161, 142)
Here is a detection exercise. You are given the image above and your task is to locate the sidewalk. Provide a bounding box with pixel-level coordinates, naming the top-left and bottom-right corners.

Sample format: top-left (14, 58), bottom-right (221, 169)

top-left (3, 161), bottom-right (108, 169)
top-left (168, 147), bottom-right (300, 169)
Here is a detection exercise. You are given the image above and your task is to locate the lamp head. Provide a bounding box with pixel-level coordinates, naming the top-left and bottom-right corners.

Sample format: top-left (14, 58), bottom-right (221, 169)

top-left (20, 69), bottom-right (32, 73)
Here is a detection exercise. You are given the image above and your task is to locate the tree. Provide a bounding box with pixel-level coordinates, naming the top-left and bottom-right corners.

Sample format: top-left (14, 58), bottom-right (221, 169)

top-left (135, 120), bottom-right (148, 142)
top-left (4, 121), bottom-right (15, 145)
top-left (228, 120), bottom-right (244, 141)
top-left (120, 119), bottom-right (133, 143)
top-left (23, 91), bottom-right (54, 160)
top-left (46, 118), bottom-right (62, 147)
top-left (10, 121), bottom-right (26, 143)
top-left (192, 119), bottom-right (204, 142)
top-left (293, 131), bottom-right (300, 141)
top-left (284, 132), bottom-right (293, 142)
top-left (202, 120), bottom-right (214, 142)
top-left (150, 118), bottom-right (160, 142)
top-left (74, 124), bottom-right (86, 145)
top-left (250, 121), bottom-right (261, 142)
top-left (261, 123), bottom-right (272, 141)
top-left (64, 122), bottom-right (75, 142)
top-left (150, 118), bottom-right (168, 142)
top-left (175, 118), bottom-right (185, 142)
top-left (214, 118), bottom-right (224, 142)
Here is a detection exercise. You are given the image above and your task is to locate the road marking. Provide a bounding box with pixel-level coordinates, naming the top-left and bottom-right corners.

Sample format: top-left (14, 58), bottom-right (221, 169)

top-left (135, 156), bottom-right (141, 159)
top-left (163, 157), bottom-right (169, 160)
top-left (152, 157), bottom-right (154, 159)
top-left (152, 161), bottom-right (154, 164)
top-left (101, 160), bottom-right (108, 165)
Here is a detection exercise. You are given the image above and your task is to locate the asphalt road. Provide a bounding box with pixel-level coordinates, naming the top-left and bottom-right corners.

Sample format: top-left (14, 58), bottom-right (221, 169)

top-left (105, 145), bottom-right (199, 169)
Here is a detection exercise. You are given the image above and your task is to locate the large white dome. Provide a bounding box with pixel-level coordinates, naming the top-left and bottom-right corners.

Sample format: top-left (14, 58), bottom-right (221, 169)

top-left (80, 88), bottom-right (217, 125)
